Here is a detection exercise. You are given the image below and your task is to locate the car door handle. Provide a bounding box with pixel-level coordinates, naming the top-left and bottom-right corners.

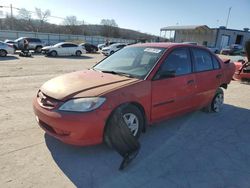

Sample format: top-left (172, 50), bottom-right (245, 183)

top-left (216, 74), bottom-right (222, 79)
top-left (187, 80), bottom-right (195, 85)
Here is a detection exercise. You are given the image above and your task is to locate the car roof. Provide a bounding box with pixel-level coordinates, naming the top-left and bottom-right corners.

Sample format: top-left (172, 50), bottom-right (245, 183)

top-left (55, 42), bottom-right (77, 45)
top-left (111, 43), bottom-right (126, 46)
top-left (130, 42), bottom-right (207, 49)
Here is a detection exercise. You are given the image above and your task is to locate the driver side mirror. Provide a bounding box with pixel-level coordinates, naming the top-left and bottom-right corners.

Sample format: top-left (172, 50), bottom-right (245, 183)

top-left (154, 70), bottom-right (176, 80)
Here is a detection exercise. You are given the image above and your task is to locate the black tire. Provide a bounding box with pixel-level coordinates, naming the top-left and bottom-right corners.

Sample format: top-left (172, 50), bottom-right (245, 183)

top-left (50, 51), bottom-right (57, 57)
top-left (92, 48), bottom-right (97, 53)
top-left (203, 88), bottom-right (224, 113)
top-left (76, 50), bottom-right (82, 56)
top-left (0, 50), bottom-right (7, 57)
top-left (110, 51), bottom-right (114, 55)
top-left (35, 46), bottom-right (42, 53)
top-left (104, 104), bottom-right (144, 147)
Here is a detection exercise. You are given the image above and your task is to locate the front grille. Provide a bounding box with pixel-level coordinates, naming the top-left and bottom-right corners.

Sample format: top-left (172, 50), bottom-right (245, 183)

top-left (37, 91), bottom-right (59, 109)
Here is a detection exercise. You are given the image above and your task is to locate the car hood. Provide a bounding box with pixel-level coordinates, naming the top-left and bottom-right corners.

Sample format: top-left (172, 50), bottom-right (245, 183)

top-left (102, 47), bottom-right (111, 50)
top-left (40, 70), bottom-right (140, 100)
top-left (42, 46), bottom-right (55, 50)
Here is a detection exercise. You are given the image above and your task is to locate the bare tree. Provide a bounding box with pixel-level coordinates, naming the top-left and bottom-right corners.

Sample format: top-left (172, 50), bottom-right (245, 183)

top-left (35, 8), bottom-right (51, 31)
top-left (100, 19), bottom-right (118, 27)
top-left (100, 19), bottom-right (119, 37)
top-left (18, 8), bottom-right (31, 20)
top-left (64, 16), bottom-right (79, 25)
top-left (63, 16), bottom-right (83, 34)
top-left (35, 8), bottom-right (51, 22)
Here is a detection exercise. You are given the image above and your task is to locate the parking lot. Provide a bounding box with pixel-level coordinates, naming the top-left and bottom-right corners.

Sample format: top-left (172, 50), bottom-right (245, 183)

top-left (0, 53), bottom-right (250, 188)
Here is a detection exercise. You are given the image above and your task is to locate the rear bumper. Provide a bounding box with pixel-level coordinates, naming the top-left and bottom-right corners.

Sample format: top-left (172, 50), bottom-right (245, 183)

top-left (33, 98), bottom-right (111, 146)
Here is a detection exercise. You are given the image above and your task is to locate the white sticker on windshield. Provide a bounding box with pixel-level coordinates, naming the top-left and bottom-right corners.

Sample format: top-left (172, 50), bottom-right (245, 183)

top-left (144, 48), bottom-right (161, 53)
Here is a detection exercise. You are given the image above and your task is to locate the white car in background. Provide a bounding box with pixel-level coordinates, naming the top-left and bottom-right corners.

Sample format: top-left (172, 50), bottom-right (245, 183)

top-left (42, 42), bottom-right (86, 57)
top-left (101, 43), bottom-right (127, 56)
top-left (0, 41), bottom-right (15, 57)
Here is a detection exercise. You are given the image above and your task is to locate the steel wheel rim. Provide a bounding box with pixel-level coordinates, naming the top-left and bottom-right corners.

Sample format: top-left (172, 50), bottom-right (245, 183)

top-left (214, 93), bottom-right (224, 112)
top-left (123, 113), bottom-right (139, 136)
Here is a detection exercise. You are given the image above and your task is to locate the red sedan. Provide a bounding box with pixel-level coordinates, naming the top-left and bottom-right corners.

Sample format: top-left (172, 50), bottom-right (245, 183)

top-left (233, 60), bottom-right (250, 81)
top-left (33, 43), bottom-right (235, 146)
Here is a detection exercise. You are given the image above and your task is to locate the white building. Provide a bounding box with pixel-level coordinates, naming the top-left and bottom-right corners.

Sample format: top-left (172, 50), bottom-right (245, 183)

top-left (160, 25), bottom-right (250, 50)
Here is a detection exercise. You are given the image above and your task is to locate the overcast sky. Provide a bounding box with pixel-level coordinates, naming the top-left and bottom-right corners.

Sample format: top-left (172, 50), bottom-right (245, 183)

top-left (0, 0), bottom-right (249, 35)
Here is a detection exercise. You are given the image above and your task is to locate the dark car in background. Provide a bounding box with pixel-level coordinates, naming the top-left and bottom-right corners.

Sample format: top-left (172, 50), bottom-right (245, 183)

top-left (220, 44), bottom-right (243, 55)
top-left (79, 43), bottom-right (98, 53)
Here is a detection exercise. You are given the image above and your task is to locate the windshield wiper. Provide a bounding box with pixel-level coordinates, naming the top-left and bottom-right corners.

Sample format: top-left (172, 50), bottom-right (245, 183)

top-left (101, 70), bottom-right (137, 78)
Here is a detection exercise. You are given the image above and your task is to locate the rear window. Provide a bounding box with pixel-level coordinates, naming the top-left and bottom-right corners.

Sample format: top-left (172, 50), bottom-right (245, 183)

top-left (62, 43), bottom-right (78, 47)
top-left (212, 55), bottom-right (221, 69)
top-left (192, 48), bottom-right (213, 72)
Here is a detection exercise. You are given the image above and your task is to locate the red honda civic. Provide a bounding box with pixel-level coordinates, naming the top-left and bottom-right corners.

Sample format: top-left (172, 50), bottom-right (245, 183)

top-left (33, 43), bottom-right (235, 146)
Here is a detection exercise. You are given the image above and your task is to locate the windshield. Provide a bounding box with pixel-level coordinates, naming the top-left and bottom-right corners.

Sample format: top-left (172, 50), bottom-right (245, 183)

top-left (94, 46), bottom-right (165, 79)
top-left (54, 43), bottom-right (63, 47)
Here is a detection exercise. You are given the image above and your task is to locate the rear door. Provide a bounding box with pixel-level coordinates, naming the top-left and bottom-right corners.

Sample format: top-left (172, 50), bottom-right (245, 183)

top-left (60, 44), bottom-right (68, 55)
top-left (68, 43), bottom-right (78, 55)
top-left (151, 47), bottom-right (197, 121)
top-left (191, 48), bottom-right (222, 109)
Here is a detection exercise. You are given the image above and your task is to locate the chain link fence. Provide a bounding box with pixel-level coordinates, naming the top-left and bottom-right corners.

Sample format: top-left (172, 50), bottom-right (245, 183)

top-left (0, 30), bottom-right (135, 45)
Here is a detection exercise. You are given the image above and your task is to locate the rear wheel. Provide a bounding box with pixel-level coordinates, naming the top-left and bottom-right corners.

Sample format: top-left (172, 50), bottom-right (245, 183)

top-left (76, 50), bottom-right (82, 56)
top-left (0, 50), bottom-right (7, 57)
top-left (203, 88), bottom-right (224, 113)
top-left (104, 104), bottom-right (144, 147)
top-left (35, 46), bottom-right (42, 53)
top-left (110, 51), bottom-right (114, 55)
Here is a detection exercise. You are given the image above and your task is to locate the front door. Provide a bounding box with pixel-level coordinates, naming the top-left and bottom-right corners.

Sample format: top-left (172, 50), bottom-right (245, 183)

top-left (151, 48), bottom-right (196, 122)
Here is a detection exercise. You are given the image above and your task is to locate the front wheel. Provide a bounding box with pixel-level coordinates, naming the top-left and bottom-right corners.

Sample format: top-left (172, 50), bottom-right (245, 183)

top-left (50, 51), bottom-right (57, 57)
top-left (104, 104), bottom-right (144, 147)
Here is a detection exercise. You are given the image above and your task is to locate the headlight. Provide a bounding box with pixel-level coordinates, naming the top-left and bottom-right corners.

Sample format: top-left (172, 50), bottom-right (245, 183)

top-left (59, 97), bottom-right (106, 112)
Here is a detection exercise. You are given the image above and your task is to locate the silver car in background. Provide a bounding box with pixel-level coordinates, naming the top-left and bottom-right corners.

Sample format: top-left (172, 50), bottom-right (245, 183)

top-left (14, 37), bottom-right (45, 53)
top-left (0, 41), bottom-right (15, 57)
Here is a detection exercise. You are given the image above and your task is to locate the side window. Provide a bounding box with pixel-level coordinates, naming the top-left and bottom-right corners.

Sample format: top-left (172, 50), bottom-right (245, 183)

top-left (157, 48), bottom-right (192, 77)
top-left (212, 55), bottom-right (221, 69)
top-left (67, 44), bottom-right (77, 47)
top-left (61, 44), bottom-right (68, 48)
top-left (117, 45), bottom-right (125, 48)
top-left (192, 48), bottom-right (213, 72)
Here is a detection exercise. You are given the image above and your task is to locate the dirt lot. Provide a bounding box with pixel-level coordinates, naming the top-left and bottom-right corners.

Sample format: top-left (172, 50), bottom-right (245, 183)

top-left (0, 53), bottom-right (250, 188)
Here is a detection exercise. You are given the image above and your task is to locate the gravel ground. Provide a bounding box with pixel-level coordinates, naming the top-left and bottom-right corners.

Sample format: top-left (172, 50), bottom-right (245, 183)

top-left (0, 53), bottom-right (249, 188)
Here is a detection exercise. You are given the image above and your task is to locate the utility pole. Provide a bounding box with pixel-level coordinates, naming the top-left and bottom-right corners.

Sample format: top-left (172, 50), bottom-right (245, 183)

top-left (10, 3), bottom-right (13, 29)
top-left (226, 7), bottom-right (232, 28)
